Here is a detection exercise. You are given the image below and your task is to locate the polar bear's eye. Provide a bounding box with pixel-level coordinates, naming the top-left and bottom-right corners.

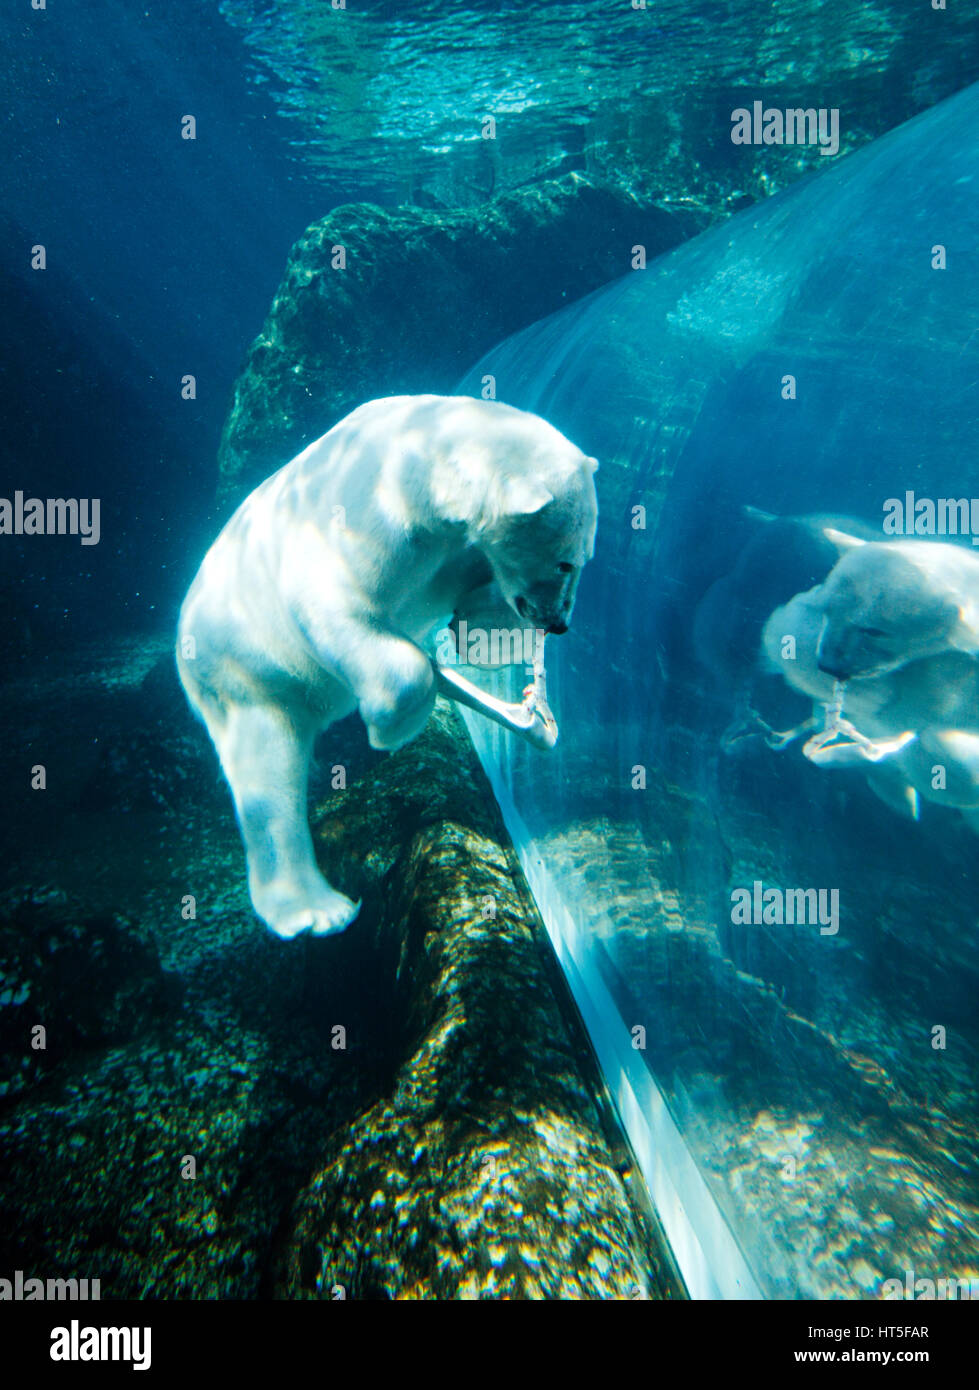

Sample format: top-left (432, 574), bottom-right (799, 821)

top-left (557, 562), bottom-right (574, 574)
top-left (859, 626), bottom-right (887, 638)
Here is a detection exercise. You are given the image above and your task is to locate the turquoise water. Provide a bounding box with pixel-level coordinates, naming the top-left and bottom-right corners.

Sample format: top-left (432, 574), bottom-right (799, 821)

top-left (221, 0), bottom-right (979, 207)
top-left (2, 0), bottom-right (979, 1303)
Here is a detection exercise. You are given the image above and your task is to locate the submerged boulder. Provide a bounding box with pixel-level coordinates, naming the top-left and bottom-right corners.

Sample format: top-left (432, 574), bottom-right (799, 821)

top-left (275, 698), bottom-right (680, 1300)
top-left (0, 895), bottom-right (180, 1103)
top-left (0, 629), bottom-right (680, 1298)
top-left (217, 174), bottom-right (700, 506)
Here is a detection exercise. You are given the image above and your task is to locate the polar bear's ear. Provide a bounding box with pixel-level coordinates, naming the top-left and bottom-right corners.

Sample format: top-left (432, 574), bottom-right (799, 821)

top-left (585, 456), bottom-right (599, 474)
top-left (823, 527), bottom-right (866, 552)
top-left (499, 475), bottom-right (554, 516)
top-left (950, 603), bottom-right (979, 653)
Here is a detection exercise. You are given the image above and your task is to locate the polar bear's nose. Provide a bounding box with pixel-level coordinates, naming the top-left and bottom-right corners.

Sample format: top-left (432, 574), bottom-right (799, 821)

top-left (547, 620), bottom-right (568, 635)
top-left (817, 654), bottom-right (849, 680)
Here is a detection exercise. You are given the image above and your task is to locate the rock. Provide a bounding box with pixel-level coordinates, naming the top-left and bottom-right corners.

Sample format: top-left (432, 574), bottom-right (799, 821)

top-left (274, 698), bottom-right (680, 1299)
top-left (77, 654), bottom-right (216, 815)
top-left (217, 174), bottom-right (701, 506)
top-left (0, 895), bottom-right (181, 1102)
top-left (0, 633), bottom-right (681, 1299)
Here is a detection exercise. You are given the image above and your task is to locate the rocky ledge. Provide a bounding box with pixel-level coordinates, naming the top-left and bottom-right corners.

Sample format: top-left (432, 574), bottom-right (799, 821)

top-left (217, 173), bottom-right (701, 506)
top-left (0, 644), bottom-right (681, 1299)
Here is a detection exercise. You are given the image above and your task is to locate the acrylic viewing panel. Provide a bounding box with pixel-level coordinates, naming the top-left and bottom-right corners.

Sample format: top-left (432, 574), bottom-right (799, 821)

top-left (458, 83), bottom-right (979, 1300)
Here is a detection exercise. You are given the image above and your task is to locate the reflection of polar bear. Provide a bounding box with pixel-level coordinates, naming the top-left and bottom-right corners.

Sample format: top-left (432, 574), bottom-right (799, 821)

top-left (762, 532), bottom-right (979, 821)
top-left (808, 531), bottom-right (979, 680)
top-left (177, 395), bottom-right (598, 940)
top-left (692, 508), bottom-right (878, 697)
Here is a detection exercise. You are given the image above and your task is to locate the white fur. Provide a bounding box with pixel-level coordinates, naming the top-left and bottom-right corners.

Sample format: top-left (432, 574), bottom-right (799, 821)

top-left (177, 395), bottom-right (597, 939)
top-left (762, 540), bottom-right (979, 820)
top-left (811, 531), bottom-right (979, 679)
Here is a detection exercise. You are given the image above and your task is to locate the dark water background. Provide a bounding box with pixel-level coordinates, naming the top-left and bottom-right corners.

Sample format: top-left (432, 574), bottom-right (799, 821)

top-left (2, 2), bottom-right (326, 647)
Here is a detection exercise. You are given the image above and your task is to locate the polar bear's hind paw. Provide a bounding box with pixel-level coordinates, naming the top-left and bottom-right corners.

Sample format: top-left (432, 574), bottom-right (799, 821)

top-left (253, 880), bottom-right (361, 940)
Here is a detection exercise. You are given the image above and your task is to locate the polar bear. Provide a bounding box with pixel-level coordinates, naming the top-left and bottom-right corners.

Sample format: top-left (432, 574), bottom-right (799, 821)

top-left (761, 534), bottom-right (979, 820)
top-left (810, 531), bottom-right (979, 681)
top-left (692, 507), bottom-right (878, 696)
top-left (176, 395), bottom-right (598, 940)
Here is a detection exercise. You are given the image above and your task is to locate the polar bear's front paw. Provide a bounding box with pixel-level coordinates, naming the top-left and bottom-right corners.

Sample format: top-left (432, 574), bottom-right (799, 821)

top-left (252, 878), bottom-right (361, 940)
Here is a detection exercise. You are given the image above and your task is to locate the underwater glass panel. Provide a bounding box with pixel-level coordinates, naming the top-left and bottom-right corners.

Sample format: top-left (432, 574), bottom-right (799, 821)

top-left (457, 83), bottom-right (979, 1300)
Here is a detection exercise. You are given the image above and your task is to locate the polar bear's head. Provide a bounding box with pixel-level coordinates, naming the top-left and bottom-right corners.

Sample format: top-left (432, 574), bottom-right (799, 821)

top-left (427, 400), bottom-right (598, 635)
top-left (477, 451), bottom-right (598, 636)
top-left (815, 542), bottom-right (970, 680)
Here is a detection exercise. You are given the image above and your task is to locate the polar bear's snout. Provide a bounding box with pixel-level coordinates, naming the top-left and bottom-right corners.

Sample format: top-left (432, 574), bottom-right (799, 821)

top-left (815, 625), bottom-right (857, 681)
top-left (510, 558), bottom-right (585, 635)
top-left (514, 584), bottom-right (573, 634)
top-left (514, 587), bottom-right (569, 634)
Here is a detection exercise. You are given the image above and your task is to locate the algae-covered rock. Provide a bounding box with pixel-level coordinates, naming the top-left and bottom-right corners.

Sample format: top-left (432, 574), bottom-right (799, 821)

top-left (217, 174), bottom-right (700, 505)
top-left (275, 698), bottom-right (680, 1299)
top-left (0, 633), bottom-right (680, 1299)
top-left (0, 894), bottom-right (181, 1102)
